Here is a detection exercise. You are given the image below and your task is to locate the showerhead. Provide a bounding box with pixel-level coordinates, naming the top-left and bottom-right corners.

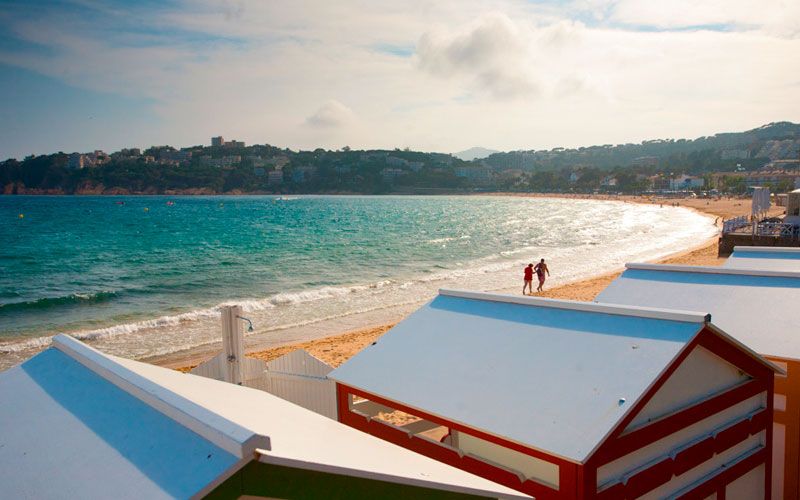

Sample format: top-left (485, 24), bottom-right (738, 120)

top-left (236, 315), bottom-right (255, 332)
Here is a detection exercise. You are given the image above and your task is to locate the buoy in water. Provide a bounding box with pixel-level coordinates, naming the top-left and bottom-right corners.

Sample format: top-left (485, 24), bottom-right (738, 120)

top-left (18, 213), bottom-right (24, 218)
top-left (144, 207), bottom-right (149, 212)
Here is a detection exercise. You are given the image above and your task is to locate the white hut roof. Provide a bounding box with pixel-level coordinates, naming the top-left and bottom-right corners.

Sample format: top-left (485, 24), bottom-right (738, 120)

top-left (596, 263), bottom-right (800, 359)
top-left (725, 246), bottom-right (800, 272)
top-left (329, 290), bottom-right (715, 463)
top-left (0, 345), bottom-right (245, 499)
top-left (111, 350), bottom-right (527, 497)
top-left (0, 335), bottom-right (527, 499)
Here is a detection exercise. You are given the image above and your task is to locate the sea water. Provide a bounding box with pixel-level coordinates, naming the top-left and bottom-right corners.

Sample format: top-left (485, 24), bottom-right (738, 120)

top-left (0, 195), bottom-right (717, 370)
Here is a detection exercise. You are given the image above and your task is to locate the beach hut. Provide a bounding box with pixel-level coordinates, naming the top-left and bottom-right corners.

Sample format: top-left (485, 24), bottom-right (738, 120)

top-left (0, 334), bottom-right (529, 499)
top-left (595, 264), bottom-right (800, 499)
top-left (724, 246), bottom-right (800, 272)
top-left (330, 289), bottom-right (777, 499)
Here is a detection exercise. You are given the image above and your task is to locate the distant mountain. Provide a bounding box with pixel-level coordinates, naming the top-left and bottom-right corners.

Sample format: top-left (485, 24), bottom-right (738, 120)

top-left (453, 147), bottom-right (500, 161)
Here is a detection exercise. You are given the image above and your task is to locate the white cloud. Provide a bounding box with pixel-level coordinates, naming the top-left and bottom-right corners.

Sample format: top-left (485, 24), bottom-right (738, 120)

top-left (416, 13), bottom-right (541, 99)
top-left (305, 100), bottom-right (356, 128)
top-left (0, 0), bottom-right (798, 157)
top-left (606, 0), bottom-right (800, 37)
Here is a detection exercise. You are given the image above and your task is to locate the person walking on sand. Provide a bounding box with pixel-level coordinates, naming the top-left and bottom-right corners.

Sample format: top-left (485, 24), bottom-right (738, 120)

top-left (523, 263), bottom-right (534, 295)
top-left (534, 259), bottom-right (550, 292)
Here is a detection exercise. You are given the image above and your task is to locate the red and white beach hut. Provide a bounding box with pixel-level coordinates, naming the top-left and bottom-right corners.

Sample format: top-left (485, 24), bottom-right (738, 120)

top-left (330, 289), bottom-right (779, 499)
top-left (596, 263), bottom-right (800, 498)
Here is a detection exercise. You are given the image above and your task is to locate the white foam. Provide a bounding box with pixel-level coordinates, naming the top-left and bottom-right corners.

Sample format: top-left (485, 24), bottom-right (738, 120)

top-left (0, 336), bottom-right (54, 353)
top-left (0, 201), bottom-right (717, 368)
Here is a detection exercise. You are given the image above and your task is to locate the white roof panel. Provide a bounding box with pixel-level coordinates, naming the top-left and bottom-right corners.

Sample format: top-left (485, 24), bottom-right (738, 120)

top-left (329, 290), bottom-right (706, 462)
top-left (596, 264), bottom-right (800, 359)
top-left (0, 349), bottom-right (239, 500)
top-left (110, 347), bottom-right (528, 498)
top-left (725, 246), bottom-right (800, 272)
top-left (1, 335), bottom-right (527, 499)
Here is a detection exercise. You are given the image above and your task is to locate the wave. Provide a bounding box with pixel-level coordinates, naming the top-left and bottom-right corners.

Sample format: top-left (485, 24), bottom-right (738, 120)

top-left (426, 235), bottom-right (471, 244)
top-left (0, 291), bottom-right (120, 313)
top-left (0, 280), bottom-right (401, 352)
top-left (0, 336), bottom-right (54, 353)
top-left (137, 298), bottom-right (426, 360)
top-left (0, 202), bottom-right (717, 362)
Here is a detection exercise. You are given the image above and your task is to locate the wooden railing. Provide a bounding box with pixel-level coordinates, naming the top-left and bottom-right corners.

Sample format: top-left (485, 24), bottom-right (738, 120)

top-left (755, 222), bottom-right (799, 239)
top-left (722, 216), bottom-right (749, 234)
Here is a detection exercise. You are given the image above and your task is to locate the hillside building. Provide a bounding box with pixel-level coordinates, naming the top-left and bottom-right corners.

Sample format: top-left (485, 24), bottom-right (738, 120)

top-left (267, 170), bottom-right (283, 185)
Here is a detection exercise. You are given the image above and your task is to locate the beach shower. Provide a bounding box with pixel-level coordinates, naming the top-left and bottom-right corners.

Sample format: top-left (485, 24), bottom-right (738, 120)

top-left (236, 315), bottom-right (255, 332)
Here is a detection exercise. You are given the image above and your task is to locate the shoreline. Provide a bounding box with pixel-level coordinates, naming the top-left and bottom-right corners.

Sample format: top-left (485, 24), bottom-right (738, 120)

top-left (168, 235), bottom-right (722, 372)
top-left (163, 194), bottom-right (774, 372)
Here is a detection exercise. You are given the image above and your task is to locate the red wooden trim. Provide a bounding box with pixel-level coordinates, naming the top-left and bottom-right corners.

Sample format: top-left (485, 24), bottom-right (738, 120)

top-left (696, 330), bottom-right (775, 379)
top-left (675, 447), bottom-right (767, 500)
top-left (594, 379), bottom-right (766, 464)
top-left (714, 418), bottom-right (754, 453)
top-left (673, 436), bottom-right (715, 476)
top-left (625, 457), bottom-right (674, 498)
top-left (764, 372), bottom-right (773, 500)
top-left (337, 383), bottom-right (576, 499)
top-left (336, 383), bottom-right (349, 423)
top-left (339, 382), bottom-right (575, 467)
top-left (575, 463), bottom-right (587, 499)
top-left (596, 446), bottom-right (768, 500)
top-left (595, 481), bottom-right (624, 500)
top-left (592, 410), bottom-right (768, 498)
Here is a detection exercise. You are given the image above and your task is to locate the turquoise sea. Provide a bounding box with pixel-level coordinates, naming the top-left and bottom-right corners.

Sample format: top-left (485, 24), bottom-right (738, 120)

top-left (0, 195), bottom-right (716, 369)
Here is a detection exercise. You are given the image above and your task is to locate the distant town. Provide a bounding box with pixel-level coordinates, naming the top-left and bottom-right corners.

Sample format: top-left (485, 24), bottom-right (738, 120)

top-left (2, 122), bottom-right (800, 196)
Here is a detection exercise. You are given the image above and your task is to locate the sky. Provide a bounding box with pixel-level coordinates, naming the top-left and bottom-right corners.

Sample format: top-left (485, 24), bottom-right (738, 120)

top-left (0, 0), bottom-right (799, 159)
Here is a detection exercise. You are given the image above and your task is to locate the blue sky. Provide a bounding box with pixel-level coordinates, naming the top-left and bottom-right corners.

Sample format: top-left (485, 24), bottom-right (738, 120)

top-left (0, 0), bottom-right (798, 159)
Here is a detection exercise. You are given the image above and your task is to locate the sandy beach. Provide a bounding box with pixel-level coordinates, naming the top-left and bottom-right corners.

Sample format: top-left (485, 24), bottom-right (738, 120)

top-left (166, 195), bottom-right (782, 372)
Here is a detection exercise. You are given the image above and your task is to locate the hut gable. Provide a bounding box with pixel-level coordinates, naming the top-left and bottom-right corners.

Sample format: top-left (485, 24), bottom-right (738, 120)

top-left (624, 344), bottom-right (751, 431)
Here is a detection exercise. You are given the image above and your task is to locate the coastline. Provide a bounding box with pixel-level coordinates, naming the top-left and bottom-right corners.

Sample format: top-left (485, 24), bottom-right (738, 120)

top-left (163, 194), bottom-right (776, 372)
top-left (171, 236), bottom-right (722, 372)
